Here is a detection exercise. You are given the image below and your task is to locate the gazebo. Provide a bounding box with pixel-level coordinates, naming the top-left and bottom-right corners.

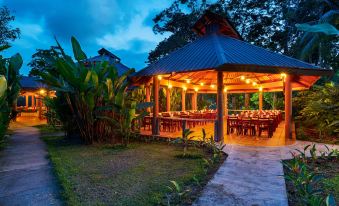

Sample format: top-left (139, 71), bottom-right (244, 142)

top-left (132, 11), bottom-right (332, 143)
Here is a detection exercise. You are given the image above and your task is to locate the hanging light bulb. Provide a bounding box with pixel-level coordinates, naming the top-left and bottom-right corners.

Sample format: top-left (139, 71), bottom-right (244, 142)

top-left (240, 75), bottom-right (245, 80)
top-left (157, 75), bottom-right (162, 80)
top-left (259, 86), bottom-right (263, 92)
top-left (194, 87), bottom-right (198, 92)
top-left (281, 73), bottom-right (286, 82)
top-left (252, 82), bottom-right (257, 86)
top-left (245, 79), bottom-right (251, 84)
top-left (168, 84), bottom-right (172, 89)
top-left (210, 84), bottom-right (215, 88)
top-left (200, 82), bottom-right (204, 86)
top-left (186, 79), bottom-right (191, 83)
top-left (224, 87), bottom-right (227, 93)
top-left (183, 86), bottom-right (187, 91)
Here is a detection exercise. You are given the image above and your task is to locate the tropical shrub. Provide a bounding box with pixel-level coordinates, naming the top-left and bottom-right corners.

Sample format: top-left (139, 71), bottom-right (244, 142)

top-left (38, 37), bottom-right (148, 145)
top-left (0, 45), bottom-right (22, 146)
top-left (294, 83), bottom-right (339, 137)
top-left (283, 145), bottom-right (337, 206)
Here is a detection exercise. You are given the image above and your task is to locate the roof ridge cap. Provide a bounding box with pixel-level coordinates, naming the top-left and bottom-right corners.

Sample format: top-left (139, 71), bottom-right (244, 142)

top-left (211, 33), bottom-right (227, 66)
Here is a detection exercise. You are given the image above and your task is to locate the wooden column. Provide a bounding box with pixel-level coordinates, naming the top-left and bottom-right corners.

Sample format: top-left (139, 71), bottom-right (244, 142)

top-left (284, 75), bottom-right (292, 139)
top-left (217, 71), bottom-right (224, 142)
top-left (31, 95), bottom-right (35, 108)
top-left (145, 84), bottom-right (151, 112)
top-left (259, 91), bottom-right (263, 110)
top-left (224, 90), bottom-right (228, 116)
top-left (192, 92), bottom-right (197, 110)
top-left (152, 76), bottom-right (159, 135)
top-left (181, 89), bottom-right (186, 111)
top-left (25, 95), bottom-right (28, 108)
top-left (245, 93), bottom-right (250, 109)
top-left (166, 88), bottom-right (171, 112)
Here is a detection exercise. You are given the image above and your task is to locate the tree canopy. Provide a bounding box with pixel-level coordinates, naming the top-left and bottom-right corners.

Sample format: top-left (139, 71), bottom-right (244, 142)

top-left (0, 6), bottom-right (20, 47)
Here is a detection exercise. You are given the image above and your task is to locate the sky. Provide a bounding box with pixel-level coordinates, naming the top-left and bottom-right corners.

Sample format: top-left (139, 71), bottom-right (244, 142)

top-left (1, 0), bottom-right (173, 75)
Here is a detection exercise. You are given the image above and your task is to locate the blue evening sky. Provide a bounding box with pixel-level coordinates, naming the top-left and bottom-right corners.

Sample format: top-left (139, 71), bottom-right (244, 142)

top-left (1, 0), bottom-right (173, 75)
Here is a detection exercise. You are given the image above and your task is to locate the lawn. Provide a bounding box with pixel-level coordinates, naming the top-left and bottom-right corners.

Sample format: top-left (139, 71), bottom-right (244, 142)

top-left (42, 135), bottom-right (225, 205)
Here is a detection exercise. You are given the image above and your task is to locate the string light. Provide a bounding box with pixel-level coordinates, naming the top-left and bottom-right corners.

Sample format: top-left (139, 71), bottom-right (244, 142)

top-left (281, 73), bottom-right (286, 82)
top-left (245, 79), bottom-right (251, 84)
top-left (224, 87), bottom-right (227, 93)
top-left (210, 84), bottom-right (215, 88)
top-left (259, 86), bottom-right (263, 92)
top-left (168, 84), bottom-right (172, 89)
top-left (240, 75), bottom-right (245, 80)
top-left (252, 82), bottom-right (257, 86)
top-left (39, 89), bottom-right (45, 95)
top-left (194, 87), bottom-right (199, 92)
top-left (183, 86), bottom-right (187, 91)
top-left (200, 82), bottom-right (204, 86)
top-left (186, 79), bottom-right (191, 83)
top-left (157, 75), bottom-right (162, 80)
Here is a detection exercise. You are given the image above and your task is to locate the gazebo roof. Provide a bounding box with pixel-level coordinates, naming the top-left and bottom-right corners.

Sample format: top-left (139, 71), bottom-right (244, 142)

top-left (20, 76), bottom-right (47, 90)
top-left (133, 11), bottom-right (332, 93)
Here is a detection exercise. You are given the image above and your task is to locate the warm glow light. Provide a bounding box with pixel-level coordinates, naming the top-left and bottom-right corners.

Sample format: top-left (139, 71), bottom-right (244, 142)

top-left (194, 87), bottom-right (198, 92)
top-left (157, 75), bottom-right (162, 80)
top-left (281, 73), bottom-right (287, 82)
top-left (252, 82), bottom-right (257, 86)
top-left (245, 79), bottom-right (251, 84)
top-left (259, 86), bottom-right (263, 92)
top-left (168, 84), bottom-right (172, 89)
top-left (183, 86), bottom-right (187, 91)
top-left (240, 75), bottom-right (245, 80)
top-left (224, 87), bottom-right (227, 92)
top-left (186, 79), bottom-right (191, 83)
top-left (39, 89), bottom-right (45, 95)
top-left (210, 84), bottom-right (215, 88)
top-left (200, 82), bottom-right (204, 86)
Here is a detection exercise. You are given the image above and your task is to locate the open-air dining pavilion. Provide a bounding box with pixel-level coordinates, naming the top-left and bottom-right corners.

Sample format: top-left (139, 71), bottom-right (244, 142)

top-left (132, 11), bottom-right (332, 146)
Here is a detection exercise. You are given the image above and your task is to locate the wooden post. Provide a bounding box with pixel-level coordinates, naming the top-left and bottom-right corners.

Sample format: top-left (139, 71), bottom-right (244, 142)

top-left (259, 91), bottom-right (263, 111)
top-left (192, 92), bottom-right (197, 110)
top-left (25, 94), bottom-right (28, 109)
top-left (181, 89), bottom-right (185, 111)
top-left (145, 84), bottom-right (151, 113)
top-left (224, 90), bottom-right (228, 116)
top-left (166, 87), bottom-right (170, 112)
top-left (245, 93), bottom-right (249, 109)
top-left (217, 71), bottom-right (224, 142)
top-left (285, 75), bottom-right (292, 139)
top-left (152, 76), bottom-right (160, 135)
top-left (32, 95), bottom-right (35, 108)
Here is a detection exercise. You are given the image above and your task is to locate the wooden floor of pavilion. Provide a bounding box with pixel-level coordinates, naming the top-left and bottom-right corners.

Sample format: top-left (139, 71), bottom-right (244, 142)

top-left (140, 121), bottom-right (296, 147)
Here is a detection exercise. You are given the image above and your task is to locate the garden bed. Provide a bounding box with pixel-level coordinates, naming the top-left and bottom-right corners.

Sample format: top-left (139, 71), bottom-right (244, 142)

top-left (283, 156), bottom-right (339, 206)
top-left (295, 122), bottom-right (339, 145)
top-left (42, 134), bottom-right (226, 205)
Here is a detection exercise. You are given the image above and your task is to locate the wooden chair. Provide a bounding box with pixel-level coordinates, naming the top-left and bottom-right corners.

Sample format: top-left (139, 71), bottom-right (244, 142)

top-left (241, 118), bottom-right (255, 136)
top-left (227, 117), bottom-right (241, 135)
top-left (142, 116), bottom-right (152, 131)
top-left (258, 119), bottom-right (273, 138)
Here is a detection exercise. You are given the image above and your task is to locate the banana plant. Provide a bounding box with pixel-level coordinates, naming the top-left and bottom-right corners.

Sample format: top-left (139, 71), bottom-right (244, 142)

top-left (0, 46), bottom-right (22, 143)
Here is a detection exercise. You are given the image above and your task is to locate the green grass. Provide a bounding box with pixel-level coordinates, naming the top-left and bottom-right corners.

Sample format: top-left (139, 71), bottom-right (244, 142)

top-left (42, 135), bottom-right (224, 205)
top-left (34, 124), bottom-right (63, 135)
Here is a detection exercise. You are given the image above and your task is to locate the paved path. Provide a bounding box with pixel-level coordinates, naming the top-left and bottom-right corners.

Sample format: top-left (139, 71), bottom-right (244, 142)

top-left (195, 141), bottom-right (339, 206)
top-left (0, 123), bottom-right (62, 205)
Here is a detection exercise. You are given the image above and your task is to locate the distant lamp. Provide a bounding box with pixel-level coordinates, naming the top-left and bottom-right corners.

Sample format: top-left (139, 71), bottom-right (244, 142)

top-left (224, 87), bottom-right (228, 93)
top-left (183, 86), bottom-right (187, 91)
top-left (200, 82), bottom-right (204, 86)
top-left (245, 79), bottom-right (251, 84)
top-left (39, 89), bottom-right (45, 95)
top-left (240, 75), bottom-right (245, 80)
top-left (194, 87), bottom-right (198, 92)
top-left (157, 75), bottom-right (162, 80)
top-left (259, 86), bottom-right (263, 92)
top-left (252, 82), bottom-right (257, 86)
top-left (168, 84), bottom-right (173, 89)
top-left (210, 84), bottom-right (215, 88)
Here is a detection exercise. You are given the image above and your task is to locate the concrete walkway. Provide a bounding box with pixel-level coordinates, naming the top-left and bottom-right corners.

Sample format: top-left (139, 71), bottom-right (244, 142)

top-left (195, 141), bottom-right (339, 206)
top-left (0, 122), bottom-right (62, 205)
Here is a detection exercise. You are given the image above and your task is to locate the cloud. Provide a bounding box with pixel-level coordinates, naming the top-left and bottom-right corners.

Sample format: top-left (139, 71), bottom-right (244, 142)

top-left (2, 0), bottom-right (173, 74)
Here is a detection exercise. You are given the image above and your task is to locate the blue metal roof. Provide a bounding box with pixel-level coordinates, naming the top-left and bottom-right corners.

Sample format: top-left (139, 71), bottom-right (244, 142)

top-left (20, 76), bottom-right (46, 89)
top-left (135, 33), bottom-right (332, 77)
top-left (86, 48), bottom-right (130, 76)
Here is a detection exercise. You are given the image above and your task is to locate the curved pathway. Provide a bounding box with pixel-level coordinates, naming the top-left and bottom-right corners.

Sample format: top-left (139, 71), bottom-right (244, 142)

top-left (0, 121), bottom-right (62, 205)
top-left (195, 141), bottom-right (339, 206)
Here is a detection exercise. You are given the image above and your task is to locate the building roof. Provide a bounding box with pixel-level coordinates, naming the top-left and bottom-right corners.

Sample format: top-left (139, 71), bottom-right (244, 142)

top-left (85, 48), bottom-right (130, 76)
top-left (20, 76), bottom-right (46, 90)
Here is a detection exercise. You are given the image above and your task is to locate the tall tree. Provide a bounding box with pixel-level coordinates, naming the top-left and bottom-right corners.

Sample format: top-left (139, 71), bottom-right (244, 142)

top-left (0, 6), bottom-right (20, 47)
top-left (28, 46), bottom-right (61, 76)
